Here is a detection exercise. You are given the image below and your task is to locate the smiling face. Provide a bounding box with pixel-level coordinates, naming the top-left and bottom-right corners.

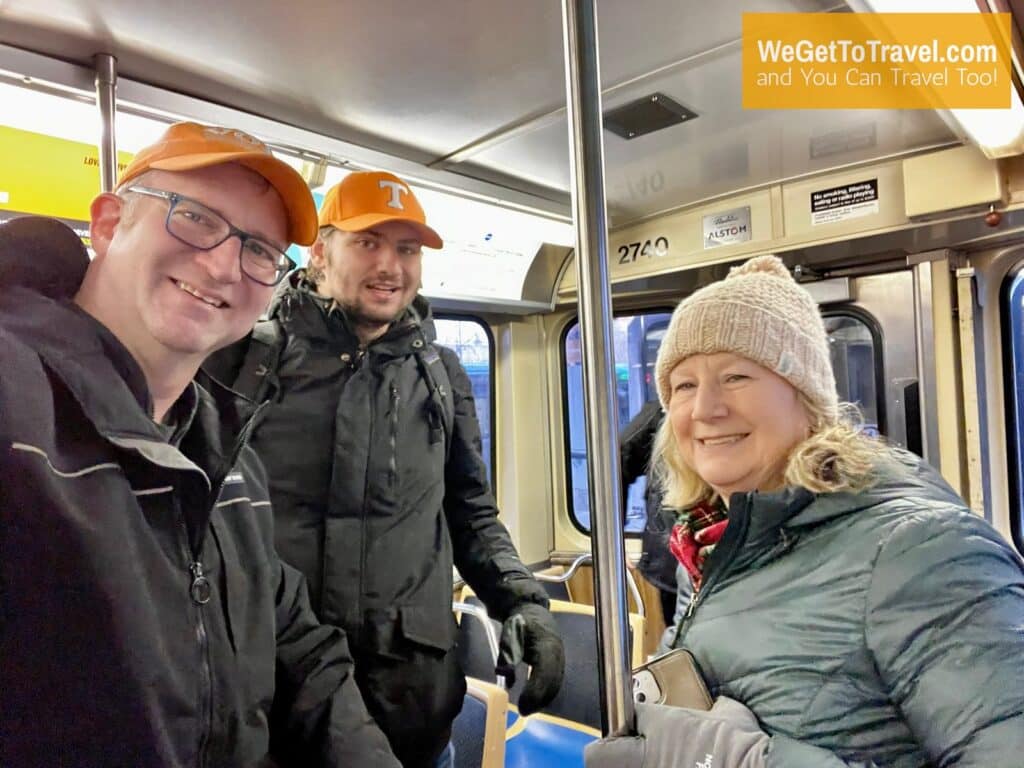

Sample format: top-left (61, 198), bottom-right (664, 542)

top-left (81, 164), bottom-right (286, 366)
top-left (309, 220), bottom-right (423, 343)
top-left (667, 352), bottom-right (811, 502)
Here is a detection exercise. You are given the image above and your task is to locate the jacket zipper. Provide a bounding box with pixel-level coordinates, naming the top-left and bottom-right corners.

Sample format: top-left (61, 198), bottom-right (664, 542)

top-left (388, 382), bottom-right (400, 487)
top-left (182, 401), bottom-right (265, 768)
top-left (355, 348), bottom-right (370, 648)
top-left (175, 500), bottom-right (212, 768)
top-left (672, 495), bottom-right (752, 650)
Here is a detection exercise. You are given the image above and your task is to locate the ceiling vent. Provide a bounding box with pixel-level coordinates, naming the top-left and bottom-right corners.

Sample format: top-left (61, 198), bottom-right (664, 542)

top-left (603, 93), bottom-right (697, 140)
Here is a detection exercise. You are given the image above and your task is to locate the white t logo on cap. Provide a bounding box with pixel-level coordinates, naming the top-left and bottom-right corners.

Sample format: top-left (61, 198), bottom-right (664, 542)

top-left (379, 180), bottom-right (409, 210)
top-left (202, 126), bottom-right (263, 148)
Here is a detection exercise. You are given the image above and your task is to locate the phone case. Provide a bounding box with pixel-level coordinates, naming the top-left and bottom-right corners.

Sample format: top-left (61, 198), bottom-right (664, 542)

top-left (632, 648), bottom-right (713, 711)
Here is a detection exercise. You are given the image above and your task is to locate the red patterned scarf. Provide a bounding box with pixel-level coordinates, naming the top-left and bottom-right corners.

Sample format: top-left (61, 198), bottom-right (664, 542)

top-left (669, 499), bottom-right (729, 591)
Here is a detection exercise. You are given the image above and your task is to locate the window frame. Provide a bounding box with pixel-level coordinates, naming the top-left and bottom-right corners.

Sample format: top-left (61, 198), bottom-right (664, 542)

top-left (999, 263), bottom-right (1024, 553)
top-left (433, 313), bottom-right (497, 493)
top-left (560, 306), bottom-right (675, 537)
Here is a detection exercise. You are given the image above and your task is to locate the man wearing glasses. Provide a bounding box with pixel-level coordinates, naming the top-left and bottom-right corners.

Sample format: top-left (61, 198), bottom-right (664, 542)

top-left (0, 122), bottom-right (399, 768)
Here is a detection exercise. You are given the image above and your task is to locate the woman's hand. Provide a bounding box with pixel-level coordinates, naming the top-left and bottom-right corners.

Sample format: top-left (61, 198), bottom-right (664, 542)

top-left (584, 697), bottom-right (770, 768)
top-left (585, 697), bottom-right (869, 767)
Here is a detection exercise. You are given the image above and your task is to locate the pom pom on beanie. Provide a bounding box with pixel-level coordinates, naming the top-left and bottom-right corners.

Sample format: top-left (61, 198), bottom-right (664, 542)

top-left (654, 254), bottom-right (839, 421)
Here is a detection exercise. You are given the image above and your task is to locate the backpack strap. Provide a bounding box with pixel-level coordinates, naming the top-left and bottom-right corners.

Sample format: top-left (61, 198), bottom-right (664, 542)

top-left (414, 341), bottom-right (455, 458)
top-left (233, 319), bottom-right (285, 404)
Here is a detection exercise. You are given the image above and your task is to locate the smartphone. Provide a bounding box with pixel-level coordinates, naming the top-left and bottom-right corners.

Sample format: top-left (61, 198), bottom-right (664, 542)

top-left (632, 648), bottom-right (713, 711)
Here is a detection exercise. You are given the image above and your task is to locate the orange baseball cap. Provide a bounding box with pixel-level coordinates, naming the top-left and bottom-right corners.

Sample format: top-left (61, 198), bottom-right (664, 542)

top-left (317, 171), bottom-right (443, 249)
top-left (118, 121), bottom-right (318, 246)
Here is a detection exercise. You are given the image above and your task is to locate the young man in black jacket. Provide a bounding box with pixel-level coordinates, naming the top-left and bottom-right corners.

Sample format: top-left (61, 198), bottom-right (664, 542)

top-left (204, 171), bottom-right (565, 768)
top-left (0, 122), bottom-right (399, 768)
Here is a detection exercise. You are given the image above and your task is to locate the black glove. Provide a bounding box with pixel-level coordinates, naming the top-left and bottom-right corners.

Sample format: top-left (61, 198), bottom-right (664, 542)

top-left (497, 602), bottom-right (565, 716)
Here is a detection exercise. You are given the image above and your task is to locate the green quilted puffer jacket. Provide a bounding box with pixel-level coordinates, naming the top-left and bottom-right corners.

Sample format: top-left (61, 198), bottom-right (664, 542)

top-left (662, 451), bottom-right (1024, 768)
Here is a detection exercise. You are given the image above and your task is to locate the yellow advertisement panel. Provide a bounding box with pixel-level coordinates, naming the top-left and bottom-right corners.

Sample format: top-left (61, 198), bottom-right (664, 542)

top-left (743, 13), bottom-right (1012, 109)
top-left (0, 125), bottom-right (134, 235)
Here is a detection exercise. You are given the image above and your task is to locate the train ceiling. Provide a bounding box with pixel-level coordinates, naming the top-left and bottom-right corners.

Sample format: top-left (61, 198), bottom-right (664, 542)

top-left (0, 0), bottom-right (961, 228)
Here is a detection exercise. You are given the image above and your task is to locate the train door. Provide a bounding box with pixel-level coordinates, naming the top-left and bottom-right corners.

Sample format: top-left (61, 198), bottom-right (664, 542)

top-left (805, 270), bottom-right (923, 457)
top-left (1002, 261), bottom-right (1024, 551)
top-left (967, 244), bottom-right (1024, 550)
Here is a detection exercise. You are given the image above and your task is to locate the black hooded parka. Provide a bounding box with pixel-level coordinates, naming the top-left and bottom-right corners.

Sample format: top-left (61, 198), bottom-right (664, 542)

top-left (204, 275), bottom-right (549, 767)
top-left (0, 260), bottom-right (398, 768)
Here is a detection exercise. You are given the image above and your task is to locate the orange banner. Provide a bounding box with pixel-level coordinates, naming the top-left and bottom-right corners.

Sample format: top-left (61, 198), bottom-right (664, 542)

top-left (742, 13), bottom-right (1012, 109)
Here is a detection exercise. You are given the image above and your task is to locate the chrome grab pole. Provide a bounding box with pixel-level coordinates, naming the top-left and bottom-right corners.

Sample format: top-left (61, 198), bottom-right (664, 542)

top-left (559, 0), bottom-right (634, 737)
top-left (94, 53), bottom-right (118, 193)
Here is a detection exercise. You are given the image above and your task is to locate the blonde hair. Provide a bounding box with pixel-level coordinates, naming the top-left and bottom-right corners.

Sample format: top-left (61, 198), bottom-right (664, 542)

top-left (652, 396), bottom-right (881, 511)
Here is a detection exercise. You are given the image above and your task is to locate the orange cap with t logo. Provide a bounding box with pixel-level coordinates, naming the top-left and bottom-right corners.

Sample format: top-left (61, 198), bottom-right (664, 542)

top-left (117, 121), bottom-right (318, 246)
top-left (317, 171), bottom-right (443, 249)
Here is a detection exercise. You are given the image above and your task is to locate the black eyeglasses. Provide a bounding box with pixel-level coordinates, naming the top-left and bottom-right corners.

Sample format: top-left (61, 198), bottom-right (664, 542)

top-left (124, 186), bottom-right (295, 286)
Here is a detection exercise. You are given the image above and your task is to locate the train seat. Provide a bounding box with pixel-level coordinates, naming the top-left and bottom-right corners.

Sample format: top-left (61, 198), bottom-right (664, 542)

top-left (0, 215), bottom-right (89, 298)
top-left (451, 677), bottom-right (508, 768)
top-left (455, 594), bottom-right (644, 730)
top-left (540, 600), bottom-right (645, 730)
top-left (503, 708), bottom-right (598, 768)
top-left (536, 576), bottom-right (571, 602)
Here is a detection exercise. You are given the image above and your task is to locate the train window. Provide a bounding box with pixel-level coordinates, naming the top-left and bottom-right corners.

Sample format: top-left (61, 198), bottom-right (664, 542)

top-left (434, 316), bottom-right (495, 486)
top-left (823, 313), bottom-right (883, 437)
top-left (563, 311), bottom-right (673, 534)
top-left (1002, 266), bottom-right (1024, 551)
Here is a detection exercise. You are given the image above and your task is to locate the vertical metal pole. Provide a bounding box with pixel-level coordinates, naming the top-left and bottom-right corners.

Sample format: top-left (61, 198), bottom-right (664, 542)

top-left (94, 53), bottom-right (118, 193)
top-left (560, 0), bottom-right (633, 737)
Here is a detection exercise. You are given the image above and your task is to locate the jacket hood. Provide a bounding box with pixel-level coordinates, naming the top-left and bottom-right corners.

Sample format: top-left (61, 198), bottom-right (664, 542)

top-left (791, 449), bottom-right (962, 525)
top-left (3, 287), bottom-right (261, 489)
top-left (266, 266), bottom-right (310, 318)
top-left (270, 267), bottom-right (437, 346)
top-left (1, 218), bottom-right (258, 451)
top-left (728, 448), bottom-right (962, 546)
top-left (1, 286), bottom-right (154, 422)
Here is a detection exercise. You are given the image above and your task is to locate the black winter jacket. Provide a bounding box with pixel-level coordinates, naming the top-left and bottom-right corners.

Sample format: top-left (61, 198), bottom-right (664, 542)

top-left (0, 284), bottom-right (398, 768)
top-left (204, 276), bottom-right (548, 767)
top-left (661, 452), bottom-right (1024, 767)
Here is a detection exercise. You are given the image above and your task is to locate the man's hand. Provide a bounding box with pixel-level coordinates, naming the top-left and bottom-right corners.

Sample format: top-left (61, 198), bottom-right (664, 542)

top-left (497, 603), bottom-right (565, 716)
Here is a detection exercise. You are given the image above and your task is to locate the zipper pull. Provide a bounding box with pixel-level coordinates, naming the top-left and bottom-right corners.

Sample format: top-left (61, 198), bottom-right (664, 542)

top-left (684, 589), bottom-right (698, 619)
top-left (190, 561), bottom-right (211, 605)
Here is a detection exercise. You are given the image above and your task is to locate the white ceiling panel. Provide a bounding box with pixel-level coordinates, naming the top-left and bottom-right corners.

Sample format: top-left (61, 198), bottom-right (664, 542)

top-left (0, 0), bottom-right (963, 226)
top-left (468, 41), bottom-right (956, 224)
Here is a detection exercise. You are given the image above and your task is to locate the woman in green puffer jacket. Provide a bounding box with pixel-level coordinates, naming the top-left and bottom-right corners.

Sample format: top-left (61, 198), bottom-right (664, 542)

top-left (585, 255), bottom-right (1024, 768)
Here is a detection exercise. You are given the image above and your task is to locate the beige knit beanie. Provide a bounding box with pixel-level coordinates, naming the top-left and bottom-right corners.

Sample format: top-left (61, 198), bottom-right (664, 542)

top-left (655, 254), bottom-right (839, 421)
